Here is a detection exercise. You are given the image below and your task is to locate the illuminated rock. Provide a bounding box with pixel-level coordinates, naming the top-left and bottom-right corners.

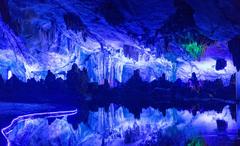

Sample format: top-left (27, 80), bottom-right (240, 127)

top-left (0, 0), bottom-right (238, 85)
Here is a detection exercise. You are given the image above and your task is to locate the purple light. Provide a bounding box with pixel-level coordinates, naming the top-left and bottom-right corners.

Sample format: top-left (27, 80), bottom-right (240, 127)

top-left (1, 109), bottom-right (77, 146)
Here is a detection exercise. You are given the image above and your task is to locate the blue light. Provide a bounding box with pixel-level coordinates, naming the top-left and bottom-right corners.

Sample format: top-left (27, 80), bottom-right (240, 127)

top-left (1, 109), bottom-right (77, 146)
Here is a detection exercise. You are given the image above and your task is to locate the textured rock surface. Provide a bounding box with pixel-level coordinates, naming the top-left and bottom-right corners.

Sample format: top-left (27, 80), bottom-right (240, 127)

top-left (0, 0), bottom-right (239, 84)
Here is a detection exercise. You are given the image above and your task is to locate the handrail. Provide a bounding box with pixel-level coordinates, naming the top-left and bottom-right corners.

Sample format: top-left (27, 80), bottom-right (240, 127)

top-left (1, 109), bottom-right (77, 146)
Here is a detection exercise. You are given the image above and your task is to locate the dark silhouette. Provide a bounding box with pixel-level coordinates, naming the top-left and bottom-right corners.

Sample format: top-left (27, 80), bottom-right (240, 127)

top-left (0, 66), bottom-right (236, 119)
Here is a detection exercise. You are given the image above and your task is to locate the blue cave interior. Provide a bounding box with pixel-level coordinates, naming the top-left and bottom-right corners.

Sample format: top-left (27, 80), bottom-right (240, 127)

top-left (0, 0), bottom-right (240, 146)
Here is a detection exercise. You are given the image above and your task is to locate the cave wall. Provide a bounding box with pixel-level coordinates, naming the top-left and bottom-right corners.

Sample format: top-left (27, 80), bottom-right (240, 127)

top-left (0, 0), bottom-right (239, 85)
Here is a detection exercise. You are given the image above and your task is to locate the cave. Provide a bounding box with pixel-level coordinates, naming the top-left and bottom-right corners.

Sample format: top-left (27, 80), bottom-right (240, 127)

top-left (0, 0), bottom-right (240, 146)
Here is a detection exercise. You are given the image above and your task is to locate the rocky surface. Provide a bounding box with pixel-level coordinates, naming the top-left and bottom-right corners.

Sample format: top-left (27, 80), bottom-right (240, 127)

top-left (0, 0), bottom-right (239, 85)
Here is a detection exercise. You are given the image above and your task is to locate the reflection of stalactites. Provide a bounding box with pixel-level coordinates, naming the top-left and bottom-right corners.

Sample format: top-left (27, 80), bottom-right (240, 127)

top-left (97, 107), bottom-right (106, 133)
top-left (3, 105), bottom-right (237, 145)
top-left (108, 104), bottom-right (115, 129)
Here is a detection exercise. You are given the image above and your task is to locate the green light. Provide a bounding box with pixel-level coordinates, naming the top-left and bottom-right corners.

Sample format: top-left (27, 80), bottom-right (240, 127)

top-left (183, 42), bottom-right (204, 59)
top-left (187, 137), bottom-right (205, 146)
